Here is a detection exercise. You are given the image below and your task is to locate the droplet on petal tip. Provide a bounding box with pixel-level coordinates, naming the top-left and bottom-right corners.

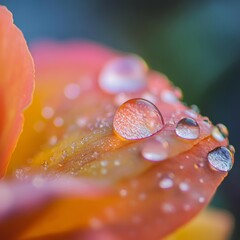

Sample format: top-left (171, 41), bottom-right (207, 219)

top-left (99, 55), bottom-right (148, 94)
top-left (113, 98), bottom-right (164, 140)
top-left (211, 123), bottom-right (229, 142)
top-left (207, 147), bottom-right (234, 172)
top-left (175, 118), bottom-right (200, 140)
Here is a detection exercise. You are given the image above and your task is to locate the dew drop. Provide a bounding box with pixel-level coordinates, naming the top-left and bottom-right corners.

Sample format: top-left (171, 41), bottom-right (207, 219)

top-left (119, 189), bottom-right (128, 197)
top-left (99, 55), bottom-right (147, 93)
top-left (212, 123), bottom-right (229, 142)
top-left (207, 146), bottom-right (233, 172)
top-left (141, 137), bottom-right (168, 161)
top-left (113, 98), bottom-right (164, 140)
top-left (64, 83), bottom-right (81, 100)
top-left (175, 118), bottom-right (200, 140)
top-left (190, 104), bottom-right (200, 114)
top-left (179, 182), bottom-right (189, 192)
top-left (198, 196), bottom-right (205, 203)
top-left (161, 90), bottom-right (178, 104)
top-left (228, 145), bottom-right (235, 155)
top-left (42, 106), bottom-right (54, 119)
top-left (159, 177), bottom-right (174, 189)
top-left (53, 117), bottom-right (64, 127)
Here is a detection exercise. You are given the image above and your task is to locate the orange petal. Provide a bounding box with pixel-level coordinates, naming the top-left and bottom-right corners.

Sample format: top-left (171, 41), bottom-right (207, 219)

top-left (0, 6), bottom-right (34, 177)
top-left (5, 42), bottom-right (233, 239)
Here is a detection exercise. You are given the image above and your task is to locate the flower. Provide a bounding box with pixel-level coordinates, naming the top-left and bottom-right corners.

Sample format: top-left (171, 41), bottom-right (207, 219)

top-left (0, 6), bottom-right (234, 239)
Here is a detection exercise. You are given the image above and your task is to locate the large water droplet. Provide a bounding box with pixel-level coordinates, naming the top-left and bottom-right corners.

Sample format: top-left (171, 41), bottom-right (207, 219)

top-left (175, 118), bottom-right (200, 140)
top-left (113, 98), bottom-right (164, 140)
top-left (99, 55), bottom-right (147, 93)
top-left (212, 123), bottom-right (229, 142)
top-left (207, 146), bottom-right (233, 172)
top-left (141, 137), bottom-right (168, 161)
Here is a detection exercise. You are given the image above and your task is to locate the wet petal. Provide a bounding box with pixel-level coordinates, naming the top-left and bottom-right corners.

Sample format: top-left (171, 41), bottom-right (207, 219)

top-left (0, 6), bottom-right (34, 177)
top-left (5, 42), bottom-right (233, 239)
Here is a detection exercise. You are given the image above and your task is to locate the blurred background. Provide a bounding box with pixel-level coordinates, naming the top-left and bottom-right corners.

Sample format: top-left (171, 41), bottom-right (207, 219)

top-left (1, 0), bottom-right (240, 238)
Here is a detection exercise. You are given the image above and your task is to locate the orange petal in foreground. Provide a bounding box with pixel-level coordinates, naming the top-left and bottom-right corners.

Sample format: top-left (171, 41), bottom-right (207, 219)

top-left (1, 12), bottom-right (235, 240)
top-left (0, 6), bottom-right (34, 177)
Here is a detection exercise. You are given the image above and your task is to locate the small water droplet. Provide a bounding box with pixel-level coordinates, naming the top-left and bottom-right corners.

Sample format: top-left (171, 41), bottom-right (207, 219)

top-left (207, 146), bottom-right (233, 172)
top-left (212, 123), bottom-right (229, 142)
top-left (42, 106), bottom-right (55, 119)
top-left (99, 55), bottom-right (147, 93)
top-left (228, 145), bottom-right (235, 155)
top-left (162, 202), bottom-right (175, 213)
top-left (48, 136), bottom-right (58, 146)
top-left (190, 104), bottom-right (200, 114)
top-left (64, 83), bottom-right (80, 100)
top-left (161, 90), bottom-right (178, 104)
top-left (141, 137), bottom-right (168, 161)
top-left (175, 118), bottom-right (200, 140)
top-left (113, 98), bottom-right (164, 140)
top-left (76, 117), bottom-right (87, 127)
top-left (179, 182), bottom-right (189, 192)
top-left (185, 109), bottom-right (198, 119)
top-left (199, 178), bottom-right (204, 184)
top-left (53, 117), bottom-right (64, 127)
top-left (114, 160), bottom-right (121, 166)
top-left (100, 160), bottom-right (108, 167)
top-left (119, 189), bottom-right (128, 197)
top-left (159, 177), bottom-right (174, 189)
top-left (198, 196), bottom-right (205, 203)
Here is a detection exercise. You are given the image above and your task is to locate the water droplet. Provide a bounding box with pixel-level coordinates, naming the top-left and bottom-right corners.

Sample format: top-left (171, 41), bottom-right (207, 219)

top-left (179, 182), bottom-right (189, 192)
top-left (48, 136), bottom-right (58, 146)
top-left (53, 117), bottom-right (64, 127)
top-left (212, 123), bottom-right (229, 142)
top-left (228, 145), bottom-right (235, 154)
top-left (119, 189), bottom-right (128, 197)
top-left (99, 55), bottom-right (147, 93)
top-left (159, 177), bottom-right (174, 189)
top-left (76, 117), bottom-right (87, 128)
top-left (190, 104), bottom-right (200, 114)
top-left (162, 202), bottom-right (175, 213)
top-left (175, 118), bottom-right (200, 140)
top-left (185, 109), bottom-right (198, 119)
top-left (64, 83), bottom-right (80, 100)
top-left (161, 90), bottom-right (178, 104)
top-left (113, 98), bottom-right (164, 140)
top-left (207, 147), bottom-right (233, 172)
top-left (42, 106), bottom-right (54, 119)
top-left (141, 137), bottom-right (168, 161)
top-left (198, 196), bottom-right (205, 203)
top-left (100, 160), bottom-right (108, 167)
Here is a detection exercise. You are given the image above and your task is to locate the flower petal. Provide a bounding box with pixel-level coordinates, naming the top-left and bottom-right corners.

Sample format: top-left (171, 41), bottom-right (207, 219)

top-left (0, 6), bottom-right (34, 177)
top-left (5, 42), bottom-right (233, 239)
